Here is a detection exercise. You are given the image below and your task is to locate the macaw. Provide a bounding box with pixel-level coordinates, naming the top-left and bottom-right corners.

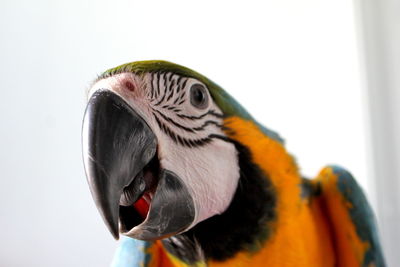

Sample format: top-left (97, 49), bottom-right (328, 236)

top-left (82, 60), bottom-right (385, 267)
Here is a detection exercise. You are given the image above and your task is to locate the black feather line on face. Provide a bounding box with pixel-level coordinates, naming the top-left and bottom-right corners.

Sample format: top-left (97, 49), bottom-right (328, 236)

top-left (154, 87), bottom-right (167, 106)
top-left (177, 110), bottom-right (224, 120)
top-left (154, 110), bottom-right (196, 133)
top-left (156, 72), bottom-right (161, 97)
top-left (165, 79), bottom-right (176, 102)
top-left (168, 72), bottom-right (174, 82)
top-left (153, 114), bottom-right (214, 148)
top-left (173, 96), bottom-right (181, 105)
top-left (153, 109), bottom-right (222, 134)
top-left (162, 139), bottom-right (277, 263)
top-left (163, 72), bottom-right (168, 92)
top-left (192, 121), bottom-right (223, 131)
top-left (150, 72), bottom-right (155, 99)
top-left (180, 78), bottom-right (188, 91)
top-left (177, 75), bottom-right (183, 84)
top-left (154, 73), bottom-right (159, 98)
top-left (177, 90), bottom-right (186, 103)
top-left (168, 72), bottom-right (175, 91)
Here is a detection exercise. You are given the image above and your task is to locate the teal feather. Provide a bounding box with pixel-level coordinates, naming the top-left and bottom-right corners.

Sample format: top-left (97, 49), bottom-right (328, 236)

top-left (331, 165), bottom-right (386, 267)
top-left (111, 237), bottom-right (152, 267)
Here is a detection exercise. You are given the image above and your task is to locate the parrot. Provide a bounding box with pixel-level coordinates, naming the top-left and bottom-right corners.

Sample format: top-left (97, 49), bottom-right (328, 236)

top-left (82, 60), bottom-right (385, 267)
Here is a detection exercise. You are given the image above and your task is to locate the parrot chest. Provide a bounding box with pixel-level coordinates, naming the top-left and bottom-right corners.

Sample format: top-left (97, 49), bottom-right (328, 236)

top-left (155, 197), bottom-right (335, 267)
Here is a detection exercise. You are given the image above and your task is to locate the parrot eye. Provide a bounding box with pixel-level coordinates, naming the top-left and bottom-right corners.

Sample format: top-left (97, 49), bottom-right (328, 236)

top-left (190, 84), bottom-right (208, 109)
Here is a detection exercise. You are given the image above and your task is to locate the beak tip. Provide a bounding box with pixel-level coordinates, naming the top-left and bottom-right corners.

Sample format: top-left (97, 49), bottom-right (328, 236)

top-left (105, 220), bottom-right (120, 240)
top-left (112, 231), bottom-right (120, 240)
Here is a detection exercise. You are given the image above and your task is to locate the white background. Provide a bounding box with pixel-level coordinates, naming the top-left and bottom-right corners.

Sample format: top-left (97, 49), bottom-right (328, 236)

top-left (0, 0), bottom-right (391, 266)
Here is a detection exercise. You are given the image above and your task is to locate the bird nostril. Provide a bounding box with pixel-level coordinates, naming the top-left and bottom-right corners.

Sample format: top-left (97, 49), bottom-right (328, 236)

top-left (125, 81), bottom-right (136, 92)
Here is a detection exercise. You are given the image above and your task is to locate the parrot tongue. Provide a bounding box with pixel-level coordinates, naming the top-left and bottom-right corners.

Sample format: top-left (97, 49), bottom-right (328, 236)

top-left (133, 195), bottom-right (151, 218)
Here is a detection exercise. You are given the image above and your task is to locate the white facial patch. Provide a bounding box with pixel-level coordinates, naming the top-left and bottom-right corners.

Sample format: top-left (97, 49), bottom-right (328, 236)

top-left (90, 71), bottom-right (240, 231)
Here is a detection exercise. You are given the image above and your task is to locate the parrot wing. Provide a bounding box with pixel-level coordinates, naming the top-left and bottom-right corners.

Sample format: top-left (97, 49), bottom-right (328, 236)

top-left (316, 165), bottom-right (385, 267)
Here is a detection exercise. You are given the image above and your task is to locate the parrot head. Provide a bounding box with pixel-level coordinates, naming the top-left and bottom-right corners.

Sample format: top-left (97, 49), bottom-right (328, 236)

top-left (82, 60), bottom-right (280, 241)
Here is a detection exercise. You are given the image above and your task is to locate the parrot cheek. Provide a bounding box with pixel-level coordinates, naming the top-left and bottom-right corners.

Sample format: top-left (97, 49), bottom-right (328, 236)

top-left (152, 138), bottom-right (240, 231)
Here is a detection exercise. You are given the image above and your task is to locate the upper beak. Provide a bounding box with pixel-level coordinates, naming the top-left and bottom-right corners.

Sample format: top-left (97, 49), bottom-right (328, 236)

top-left (82, 90), bottom-right (157, 239)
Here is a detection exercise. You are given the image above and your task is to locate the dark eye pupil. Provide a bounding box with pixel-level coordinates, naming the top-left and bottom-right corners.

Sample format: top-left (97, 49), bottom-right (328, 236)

top-left (193, 88), bottom-right (204, 104)
top-left (190, 84), bottom-right (208, 109)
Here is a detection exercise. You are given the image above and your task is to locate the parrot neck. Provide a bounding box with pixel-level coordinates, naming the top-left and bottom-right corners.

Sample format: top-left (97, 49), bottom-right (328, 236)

top-left (163, 117), bottom-right (302, 264)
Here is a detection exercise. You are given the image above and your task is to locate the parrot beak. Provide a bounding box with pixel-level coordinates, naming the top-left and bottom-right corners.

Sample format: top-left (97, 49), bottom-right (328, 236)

top-left (82, 90), bottom-right (195, 240)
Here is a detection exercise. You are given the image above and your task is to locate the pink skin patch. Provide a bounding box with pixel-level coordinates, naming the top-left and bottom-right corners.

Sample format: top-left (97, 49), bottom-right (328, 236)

top-left (125, 81), bottom-right (135, 92)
